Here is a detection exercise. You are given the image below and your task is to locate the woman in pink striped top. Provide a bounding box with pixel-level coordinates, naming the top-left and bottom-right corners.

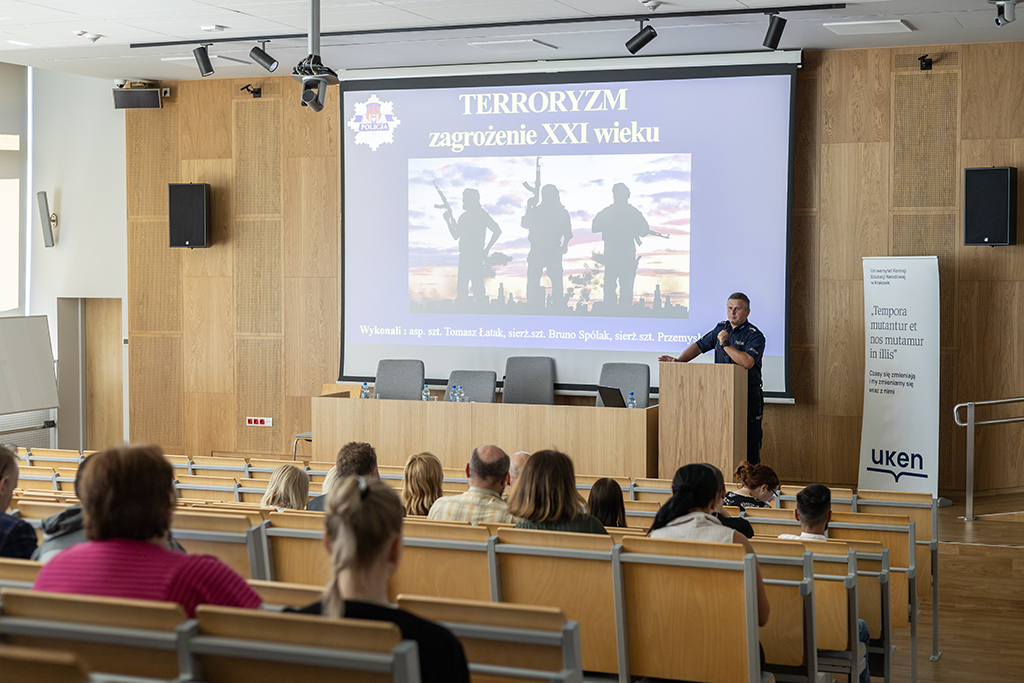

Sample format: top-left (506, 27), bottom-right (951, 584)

top-left (34, 445), bottom-right (260, 617)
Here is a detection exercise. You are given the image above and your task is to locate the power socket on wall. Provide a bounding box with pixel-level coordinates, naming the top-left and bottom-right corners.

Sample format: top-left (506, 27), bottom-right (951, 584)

top-left (246, 417), bottom-right (273, 427)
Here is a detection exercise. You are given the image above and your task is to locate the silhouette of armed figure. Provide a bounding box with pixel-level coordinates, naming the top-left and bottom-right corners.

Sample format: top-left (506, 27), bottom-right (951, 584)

top-left (592, 183), bottom-right (651, 308)
top-left (521, 184), bottom-right (572, 309)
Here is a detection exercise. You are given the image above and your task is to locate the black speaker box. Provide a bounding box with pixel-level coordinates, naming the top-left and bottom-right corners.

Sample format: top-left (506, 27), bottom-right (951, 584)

top-left (964, 167), bottom-right (1017, 246)
top-left (169, 183), bottom-right (210, 248)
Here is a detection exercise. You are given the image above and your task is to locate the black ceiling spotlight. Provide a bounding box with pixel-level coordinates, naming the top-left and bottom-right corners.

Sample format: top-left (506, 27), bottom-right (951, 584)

top-left (250, 40), bottom-right (278, 72)
top-left (626, 20), bottom-right (657, 55)
top-left (193, 44), bottom-right (214, 77)
top-left (763, 13), bottom-right (787, 50)
top-left (918, 54), bottom-right (933, 71)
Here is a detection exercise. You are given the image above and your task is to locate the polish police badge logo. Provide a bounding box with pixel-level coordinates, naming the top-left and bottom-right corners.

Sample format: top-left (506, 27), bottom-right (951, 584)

top-left (348, 95), bottom-right (400, 151)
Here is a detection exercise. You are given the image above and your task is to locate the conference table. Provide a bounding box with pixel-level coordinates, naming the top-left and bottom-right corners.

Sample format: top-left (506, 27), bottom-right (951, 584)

top-left (311, 390), bottom-right (659, 479)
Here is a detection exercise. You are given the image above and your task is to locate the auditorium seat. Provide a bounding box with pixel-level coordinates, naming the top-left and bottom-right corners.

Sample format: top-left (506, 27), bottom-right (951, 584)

top-left (0, 645), bottom-right (88, 683)
top-left (501, 356), bottom-right (555, 404)
top-left (596, 362), bottom-right (651, 408)
top-left (375, 359), bottom-right (426, 400)
top-left (445, 370), bottom-right (497, 403)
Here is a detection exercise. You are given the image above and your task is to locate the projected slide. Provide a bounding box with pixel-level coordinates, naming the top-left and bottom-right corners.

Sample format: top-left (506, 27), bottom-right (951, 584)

top-left (342, 66), bottom-right (793, 395)
top-left (409, 153), bottom-right (690, 318)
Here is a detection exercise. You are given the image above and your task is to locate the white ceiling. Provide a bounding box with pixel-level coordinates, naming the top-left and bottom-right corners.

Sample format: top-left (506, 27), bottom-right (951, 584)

top-left (0, 0), bottom-right (1021, 82)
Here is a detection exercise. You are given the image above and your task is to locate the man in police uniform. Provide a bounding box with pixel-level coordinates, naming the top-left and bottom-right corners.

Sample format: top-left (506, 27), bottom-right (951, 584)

top-left (659, 292), bottom-right (765, 464)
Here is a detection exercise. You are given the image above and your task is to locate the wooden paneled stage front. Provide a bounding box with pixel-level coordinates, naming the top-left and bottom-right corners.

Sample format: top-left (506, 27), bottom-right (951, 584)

top-left (312, 395), bottom-right (659, 479)
top-left (311, 363), bottom-right (747, 479)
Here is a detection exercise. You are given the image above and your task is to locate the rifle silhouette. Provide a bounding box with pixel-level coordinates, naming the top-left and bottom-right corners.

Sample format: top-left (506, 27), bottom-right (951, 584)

top-left (433, 180), bottom-right (458, 240)
top-left (523, 157), bottom-right (541, 209)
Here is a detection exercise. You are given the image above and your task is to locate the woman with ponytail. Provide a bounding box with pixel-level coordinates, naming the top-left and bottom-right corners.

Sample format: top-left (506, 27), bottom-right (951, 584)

top-left (649, 464), bottom-right (771, 627)
top-left (289, 476), bottom-right (469, 683)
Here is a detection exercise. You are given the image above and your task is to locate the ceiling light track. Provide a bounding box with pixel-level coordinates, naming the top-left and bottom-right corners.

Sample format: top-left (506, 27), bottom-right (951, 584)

top-left (129, 4), bottom-right (845, 50)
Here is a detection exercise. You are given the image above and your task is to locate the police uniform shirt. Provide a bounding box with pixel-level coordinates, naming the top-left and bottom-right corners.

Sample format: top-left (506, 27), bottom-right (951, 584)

top-left (695, 320), bottom-right (765, 388)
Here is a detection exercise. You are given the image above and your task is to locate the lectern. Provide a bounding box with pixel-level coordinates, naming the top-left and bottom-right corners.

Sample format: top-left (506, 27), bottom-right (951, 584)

top-left (658, 362), bottom-right (747, 478)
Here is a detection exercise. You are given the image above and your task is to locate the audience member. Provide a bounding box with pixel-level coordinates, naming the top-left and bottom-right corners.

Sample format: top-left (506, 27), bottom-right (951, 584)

top-left (289, 477), bottom-right (469, 683)
top-left (508, 451), bottom-right (532, 487)
top-left (260, 464), bottom-right (310, 511)
top-left (33, 444), bottom-right (261, 617)
top-left (701, 463), bottom-right (755, 539)
top-left (428, 445), bottom-right (513, 524)
top-left (507, 450), bottom-right (606, 534)
top-left (307, 442), bottom-right (379, 511)
top-left (0, 447), bottom-right (37, 559)
top-left (649, 464), bottom-right (770, 626)
top-left (724, 461), bottom-right (780, 509)
top-left (779, 484), bottom-right (869, 683)
top-left (403, 452), bottom-right (444, 516)
top-left (321, 465), bottom-right (341, 498)
top-left (587, 477), bottom-right (626, 528)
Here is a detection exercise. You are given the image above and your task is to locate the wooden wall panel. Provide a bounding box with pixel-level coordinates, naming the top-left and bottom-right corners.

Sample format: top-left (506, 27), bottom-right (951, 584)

top-left (179, 79), bottom-right (231, 160)
top-left (129, 334), bottom-right (183, 452)
top-left (234, 219), bottom-right (283, 335)
top-left (284, 79), bottom-right (340, 158)
top-left (181, 158), bottom-right (233, 278)
top-left (891, 214), bottom-right (957, 349)
top-left (236, 337), bottom-right (284, 453)
top-left (184, 392), bottom-right (236, 456)
top-left (234, 99), bottom-right (282, 216)
top-left (962, 42), bottom-right (1024, 140)
top-left (183, 276), bottom-right (233, 394)
top-left (818, 280), bottom-right (864, 417)
top-left (284, 277), bottom-right (339, 397)
top-left (815, 415), bottom-right (862, 486)
top-left (283, 156), bottom-right (340, 278)
top-left (819, 143), bottom-right (890, 281)
top-left (128, 219), bottom-right (181, 333)
top-left (126, 105), bottom-right (179, 218)
top-left (85, 298), bottom-right (123, 451)
top-left (892, 71), bottom-right (959, 209)
top-left (821, 49), bottom-right (890, 144)
top-left (762, 346), bottom-right (817, 483)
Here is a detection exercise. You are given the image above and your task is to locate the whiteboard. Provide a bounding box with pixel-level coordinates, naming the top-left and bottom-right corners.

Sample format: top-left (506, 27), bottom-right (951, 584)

top-left (0, 316), bottom-right (59, 416)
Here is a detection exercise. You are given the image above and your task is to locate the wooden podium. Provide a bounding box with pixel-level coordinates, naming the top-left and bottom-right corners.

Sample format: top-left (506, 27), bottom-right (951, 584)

top-left (658, 362), bottom-right (747, 479)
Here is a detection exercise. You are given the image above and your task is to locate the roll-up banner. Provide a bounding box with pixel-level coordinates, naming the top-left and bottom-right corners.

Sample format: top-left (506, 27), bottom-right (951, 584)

top-left (858, 256), bottom-right (940, 496)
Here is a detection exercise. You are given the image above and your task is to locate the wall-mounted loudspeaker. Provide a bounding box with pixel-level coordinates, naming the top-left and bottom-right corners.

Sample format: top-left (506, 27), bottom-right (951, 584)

top-left (169, 183), bottom-right (211, 248)
top-left (964, 167), bottom-right (1017, 246)
top-left (36, 191), bottom-right (56, 248)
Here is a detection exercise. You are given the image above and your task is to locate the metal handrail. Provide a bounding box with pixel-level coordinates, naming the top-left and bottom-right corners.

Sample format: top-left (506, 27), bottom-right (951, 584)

top-left (953, 395), bottom-right (1024, 521)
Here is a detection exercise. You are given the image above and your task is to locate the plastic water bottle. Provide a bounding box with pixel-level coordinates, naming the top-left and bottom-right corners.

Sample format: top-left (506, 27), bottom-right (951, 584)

top-left (626, 391), bottom-right (637, 409)
top-left (457, 385), bottom-right (466, 403)
top-left (360, 382), bottom-right (369, 399)
top-left (421, 384), bottom-right (430, 401)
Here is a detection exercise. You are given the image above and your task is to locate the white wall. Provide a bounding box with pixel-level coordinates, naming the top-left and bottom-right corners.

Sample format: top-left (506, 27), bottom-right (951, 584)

top-left (30, 67), bottom-right (128, 439)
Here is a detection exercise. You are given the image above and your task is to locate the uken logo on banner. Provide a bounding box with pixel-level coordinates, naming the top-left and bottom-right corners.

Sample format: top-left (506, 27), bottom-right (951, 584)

top-left (866, 447), bottom-right (928, 483)
top-left (348, 95), bottom-right (401, 151)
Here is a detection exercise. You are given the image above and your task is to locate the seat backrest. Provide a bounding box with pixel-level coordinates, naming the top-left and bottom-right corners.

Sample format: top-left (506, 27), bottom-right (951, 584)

top-left (495, 528), bottom-right (617, 674)
top-left (264, 511), bottom-right (331, 586)
top-left (191, 456), bottom-right (249, 478)
top-left (246, 579), bottom-right (323, 609)
top-left (854, 489), bottom-right (933, 599)
top-left (389, 521), bottom-right (494, 603)
top-left (0, 645), bottom-right (88, 683)
top-left (24, 449), bottom-right (82, 466)
top-left (0, 558), bottom-right (42, 589)
top-left (779, 485), bottom-right (854, 512)
top-left (446, 370), bottom-right (497, 403)
top-left (375, 359), bottom-right (426, 401)
top-left (597, 362), bottom-right (651, 408)
top-left (631, 477), bottom-right (672, 504)
top-left (502, 356), bottom-right (555, 405)
top-left (746, 539), bottom-right (814, 669)
top-left (805, 539), bottom-right (885, 638)
top-left (619, 536), bottom-right (759, 683)
top-left (171, 510), bottom-right (260, 579)
top-left (194, 605), bottom-right (412, 683)
top-left (174, 475), bottom-right (239, 502)
top-left (14, 466), bottom-right (56, 491)
top-left (396, 595), bottom-right (578, 682)
top-left (0, 588), bottom-right (188, 680)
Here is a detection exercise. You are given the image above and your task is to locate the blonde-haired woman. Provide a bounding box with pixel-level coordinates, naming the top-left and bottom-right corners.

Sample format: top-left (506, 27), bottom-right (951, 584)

top-left (288, 477), bottom-right (468, 683)
top-left (260, 465), bottom-right (310, 511)
top-left (402, 451), bottom-right (443, 516)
